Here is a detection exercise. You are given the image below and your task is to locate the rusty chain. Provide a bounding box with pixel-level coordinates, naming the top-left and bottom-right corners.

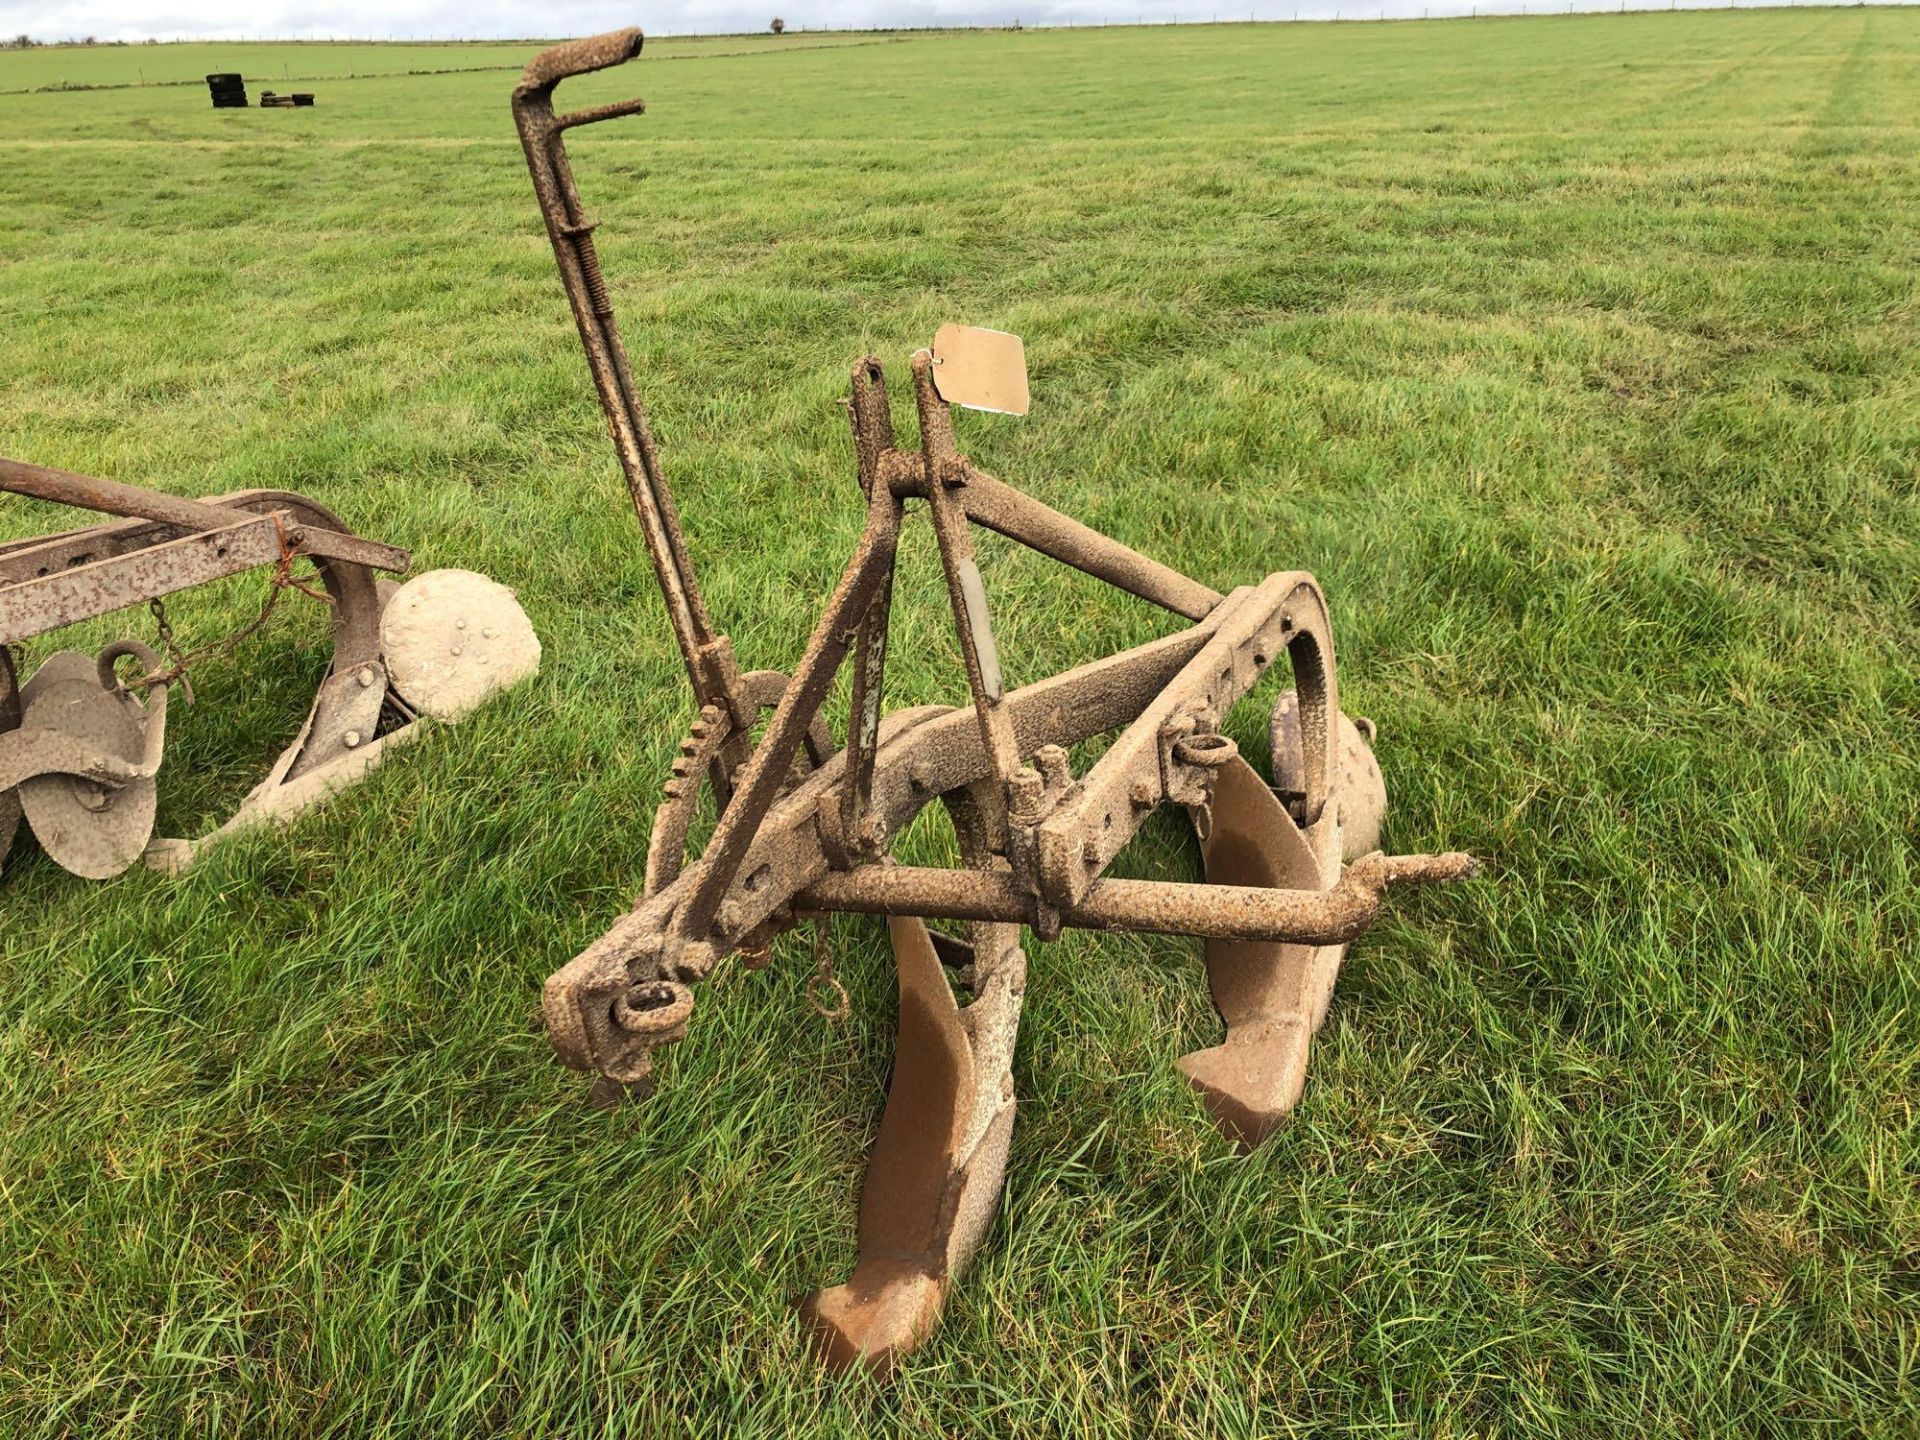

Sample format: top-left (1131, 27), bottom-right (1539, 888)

top-left (806, 916), bottom-right (850, 1021)
top-left (128, 514), bottom-right (334, 697)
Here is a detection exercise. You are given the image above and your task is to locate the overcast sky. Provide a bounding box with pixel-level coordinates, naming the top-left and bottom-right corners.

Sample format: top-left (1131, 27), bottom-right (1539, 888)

top-left (0, 0), bottom-right (1895, 42)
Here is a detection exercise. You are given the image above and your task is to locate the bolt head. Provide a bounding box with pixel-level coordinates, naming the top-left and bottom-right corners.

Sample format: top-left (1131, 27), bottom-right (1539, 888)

top-left (671, 942), bottom-right (717, 982)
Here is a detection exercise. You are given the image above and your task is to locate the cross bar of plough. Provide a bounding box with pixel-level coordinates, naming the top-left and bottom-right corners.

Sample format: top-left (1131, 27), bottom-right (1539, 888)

top-left (515, 28), bottom-right (1476, 1375)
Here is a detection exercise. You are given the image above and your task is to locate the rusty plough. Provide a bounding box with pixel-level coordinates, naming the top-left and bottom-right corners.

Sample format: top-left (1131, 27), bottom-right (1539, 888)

top-left (0, 458), bottom-right (538, 880)
top-left (519, 29), bottom-right (1475, 1374)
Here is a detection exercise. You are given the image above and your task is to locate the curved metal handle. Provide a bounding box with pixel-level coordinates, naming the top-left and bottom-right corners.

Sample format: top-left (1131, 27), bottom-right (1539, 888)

top-left (512, 21), bottom-right (726, 726)
top-left (515, 27), bottom-right (644, 100)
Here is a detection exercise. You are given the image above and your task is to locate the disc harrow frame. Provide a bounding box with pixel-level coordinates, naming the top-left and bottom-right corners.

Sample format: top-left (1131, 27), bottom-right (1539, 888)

top-left (1, 457), bottom-right (537, 878)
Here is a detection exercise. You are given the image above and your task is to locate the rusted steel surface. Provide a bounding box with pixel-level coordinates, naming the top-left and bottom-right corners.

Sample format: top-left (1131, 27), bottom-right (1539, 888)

top-left (511, 34), bottom-right (710, 691)
top-left (2, 517), bottom-right (193, 581)
top-left (798, 849), bottom-right (1474, 947)
top-left (2, 456), bottom-right (256, 533)
top-left (0, 460), bottom-right (411, 575)
top-left (543, 624), bottom-right (1234, 1026)
top-left (1034, 570), bottom-right (1331, 908)
top-left (515, 29), bottom-right (1476, 1376)
top-left (873, 447), bottom-right (1223, 620)
top-left (10, 645), bottom-right (170, 878)
top-left (0, 517), bottom-right (284, 645)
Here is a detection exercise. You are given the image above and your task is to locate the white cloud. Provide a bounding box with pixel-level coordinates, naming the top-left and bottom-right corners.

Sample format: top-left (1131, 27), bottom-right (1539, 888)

top-left (0, 0), bottom-right (1885, 43)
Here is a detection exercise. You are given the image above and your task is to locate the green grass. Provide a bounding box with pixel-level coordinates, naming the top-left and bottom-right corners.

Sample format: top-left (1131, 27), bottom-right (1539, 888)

top-left (0, 33), bottom-right (898, 93)
top-left (2, 10), bottom-right (1917, 1435)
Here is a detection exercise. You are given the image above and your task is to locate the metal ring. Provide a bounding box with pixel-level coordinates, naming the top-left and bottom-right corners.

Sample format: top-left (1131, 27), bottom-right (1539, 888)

top-left (95, 639), bottom-right (162, 694)
top-left (806, 973), bottom-right (850, 1021)
top-left (1172, 731), bottom-right (1238, 768)
top-left (612, 980), bottom-right (694, 1036)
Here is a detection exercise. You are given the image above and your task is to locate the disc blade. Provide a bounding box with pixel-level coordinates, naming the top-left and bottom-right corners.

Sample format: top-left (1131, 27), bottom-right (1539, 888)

top-left (381, 569), bottom-right (540, 723)
top-left (17, 653), bottom-right (156, 880)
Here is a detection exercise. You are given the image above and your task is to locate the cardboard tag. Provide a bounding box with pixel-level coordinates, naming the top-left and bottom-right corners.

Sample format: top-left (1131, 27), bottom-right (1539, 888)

top-left (930, 324), bottom-right (1029, 416)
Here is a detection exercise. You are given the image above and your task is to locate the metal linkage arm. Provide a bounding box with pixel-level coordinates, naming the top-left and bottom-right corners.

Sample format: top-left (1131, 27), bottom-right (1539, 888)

top-left (4, 457), bottom-right (273, 534)
top-left (799, 852), bottom-right (1476, 948)
top-left (855, 375), bottom-right (1225, 624)
top-left (1035, 570), bottom-right (1336, 907)
top-left (943, 465), bottom-right (1223, 622)
top-left (909, 352), bottom-right (1026, 805)
top-left (0, 458), bottom-right (410, 575)
top-left (668, 480), bottom-right (905, 954)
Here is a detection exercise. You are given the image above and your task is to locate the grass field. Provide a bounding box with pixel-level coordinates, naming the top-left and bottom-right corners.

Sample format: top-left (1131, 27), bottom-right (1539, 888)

top-left (2, 10), bottom-right (1917, 1435)
top-left (0, 33), bottom-right (892, 93)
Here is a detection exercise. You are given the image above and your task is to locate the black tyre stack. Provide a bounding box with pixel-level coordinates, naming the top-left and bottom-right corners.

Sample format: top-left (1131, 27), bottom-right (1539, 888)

top-left (206, 72), bottom-right (248, 108)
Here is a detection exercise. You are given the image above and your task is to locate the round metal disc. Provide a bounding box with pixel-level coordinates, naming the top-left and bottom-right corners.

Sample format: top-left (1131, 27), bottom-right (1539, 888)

top-left (381, 569), bottom-right (540, 723)
top-left (17, 652), bottom-right (157, 880)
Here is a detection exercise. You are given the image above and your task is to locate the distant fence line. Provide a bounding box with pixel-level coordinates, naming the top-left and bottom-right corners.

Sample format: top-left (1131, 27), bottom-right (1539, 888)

top-left (0, 36), bottom-right (912, 96)
top-left (3, 62), bottom-right (522, 96)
